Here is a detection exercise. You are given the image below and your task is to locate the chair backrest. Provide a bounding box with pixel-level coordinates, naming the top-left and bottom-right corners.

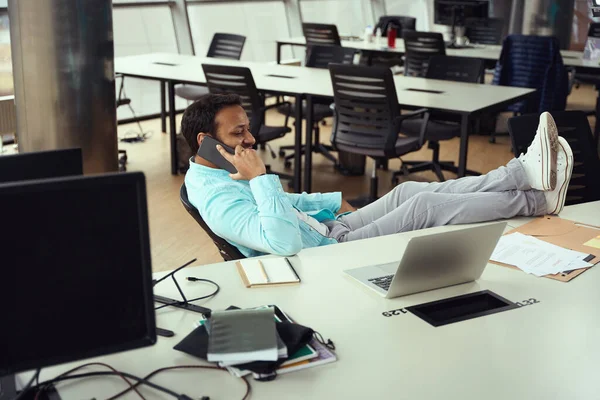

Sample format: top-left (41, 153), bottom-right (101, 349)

top-left (329, 64), bottom-right (403, 157)
top-left (465, 17), bottom-right (504, 45)
top-left (180, 184), bottom-right (246, 262)
top-left (305, 44), bottom-right (356, 69)
top-left (588, 22), bottom-right (600, 38)
top-left (206, 33), bottom-right (246, 60)
top-left (302, 23), bottom-right (341, 46)
top-left (507, 111), bottom-right (600, 206)
top-left (201, 64), bottom-right (262, 135)
top-left (374, 15), bottom-right (416, 37)
top-left (492, 34), bottom-right (568, 114)
top-left (426, 55), bottom-right (485, 83)
top-left (403, 31), bottom-right (446, 77)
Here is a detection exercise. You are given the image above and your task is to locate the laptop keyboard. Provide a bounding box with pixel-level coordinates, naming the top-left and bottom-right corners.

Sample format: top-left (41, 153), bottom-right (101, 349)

top-left (368, 274), bottom-right (394, 291)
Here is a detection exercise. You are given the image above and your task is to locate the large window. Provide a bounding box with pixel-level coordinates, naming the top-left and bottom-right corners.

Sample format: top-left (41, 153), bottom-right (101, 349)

top-left (299, 0), bottom-right (371, 38)
top-left (187, 0), bottom-right (293, 62)
top-left (113, 4), bottom-right (185, 119)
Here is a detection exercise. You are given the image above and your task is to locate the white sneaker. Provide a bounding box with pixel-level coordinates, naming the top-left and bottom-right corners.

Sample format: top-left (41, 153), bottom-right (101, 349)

top-left (518, 111), bottom-right (559, 191)
top-left (544, 137), bottom-right (573, 215)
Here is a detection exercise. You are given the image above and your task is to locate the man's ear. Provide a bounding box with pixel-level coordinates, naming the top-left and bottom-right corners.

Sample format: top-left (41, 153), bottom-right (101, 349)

top-left (196, 132), bottom-right (210, 147)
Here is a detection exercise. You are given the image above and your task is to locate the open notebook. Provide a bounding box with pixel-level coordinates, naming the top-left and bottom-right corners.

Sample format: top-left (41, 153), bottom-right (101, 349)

top-left (236, 258), bottom-right (301, 288)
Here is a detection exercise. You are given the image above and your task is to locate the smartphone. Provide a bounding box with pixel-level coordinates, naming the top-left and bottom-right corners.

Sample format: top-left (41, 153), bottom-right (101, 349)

top-left (197, 135), bottom-right (237, 174)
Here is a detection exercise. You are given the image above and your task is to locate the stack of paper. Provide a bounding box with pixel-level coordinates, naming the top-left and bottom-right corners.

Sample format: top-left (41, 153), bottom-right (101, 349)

top-left (491, 232), bottom-right (593, 276)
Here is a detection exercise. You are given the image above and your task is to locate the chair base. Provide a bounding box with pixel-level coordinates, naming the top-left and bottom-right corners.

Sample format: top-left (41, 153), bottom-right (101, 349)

top-left (394, 160), bottom-right (480, 183)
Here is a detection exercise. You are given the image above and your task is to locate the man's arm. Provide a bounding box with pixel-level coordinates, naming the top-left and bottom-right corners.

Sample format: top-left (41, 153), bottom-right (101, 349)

top-left (286, 191), bottom-right (342, 213)
top-left (203, 176), bottom-right (303, 256)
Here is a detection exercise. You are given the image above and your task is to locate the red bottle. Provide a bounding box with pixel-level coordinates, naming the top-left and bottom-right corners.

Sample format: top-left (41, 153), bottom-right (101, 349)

top-left (387, 26), bottom-right (397, 48)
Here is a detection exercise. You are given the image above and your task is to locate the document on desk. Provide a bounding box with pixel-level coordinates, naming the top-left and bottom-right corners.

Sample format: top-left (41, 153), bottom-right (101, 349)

top-left (491, 232), bottom-right (593, 276)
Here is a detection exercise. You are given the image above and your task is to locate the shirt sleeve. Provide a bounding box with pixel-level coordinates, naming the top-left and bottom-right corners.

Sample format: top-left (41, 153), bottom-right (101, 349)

top-left (285, 191), bottom-right (342, 213)
top-left (201, 175), bottom-right (303, 256)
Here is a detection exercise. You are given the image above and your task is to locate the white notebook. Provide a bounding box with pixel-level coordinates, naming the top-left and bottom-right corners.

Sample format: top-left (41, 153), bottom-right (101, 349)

top-left (236, 258), bottom-right (301, 287)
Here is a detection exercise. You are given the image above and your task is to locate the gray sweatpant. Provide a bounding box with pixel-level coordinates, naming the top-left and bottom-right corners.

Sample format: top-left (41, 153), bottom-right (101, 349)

top-left (326, 158), bottom-right (547, 242)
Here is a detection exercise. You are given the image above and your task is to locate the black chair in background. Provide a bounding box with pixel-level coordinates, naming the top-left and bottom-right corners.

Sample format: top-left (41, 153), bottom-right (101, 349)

top-left (395, 55), bottom-right (485, 182)
top-left (175, 33), bottom-right (246, 102)
top-left (302, 23), bottom-right (341, 46)
top-left (180, 184), bottom-right (245, 262)
top-left (465, 17), bottom-right (505, 45)
top-left (329, 64), bottom-right (430, 206)
top-left (507, 111), bottom-right (600, 206)
top-left (0, 148), bottom-right (83, 184)
top-left (374, 15), bottom-right (416, 37)
top-left (201, 64), bottom-right (294, 182)
top-left (278, 44), bottom-right (357, 168)
top-left (403, 31), bottom-right (446, 77)
top-left (574, 22), bottom-right (600, 136)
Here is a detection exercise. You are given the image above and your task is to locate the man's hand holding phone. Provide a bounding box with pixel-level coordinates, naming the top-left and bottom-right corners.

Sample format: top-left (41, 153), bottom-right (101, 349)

top-left (217, 145), bottom-right (267, 181)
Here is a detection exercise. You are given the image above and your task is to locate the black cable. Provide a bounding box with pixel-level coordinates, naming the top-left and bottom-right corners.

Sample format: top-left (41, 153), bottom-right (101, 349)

top-left (13, 368), bottom-right (40, 400)
top-left (31, 371), bottom-right (182, 400)
top-left (154, 277), bottom-right (220, 311)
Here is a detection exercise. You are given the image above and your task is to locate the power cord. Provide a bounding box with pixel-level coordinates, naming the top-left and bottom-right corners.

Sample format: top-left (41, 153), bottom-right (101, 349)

top-left (153, 277), bottom-right (220, 311)
top-left (117, 76), bottom-right (153, 143)
top-left (12, 368), bottom-right (40, 400)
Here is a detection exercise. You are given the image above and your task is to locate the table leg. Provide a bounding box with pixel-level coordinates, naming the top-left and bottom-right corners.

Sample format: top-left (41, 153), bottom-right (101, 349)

top-left (594, 85), bottom-right (600, 140)
top-left (160, 81), bottom-right (166, 133)
top-left (457, 113), bottom-right (469, 178)
top-left (168, 81), bottom-right (178, 175)
top-left (277, 42), bottom-right (282, 65)
top-left (293, 94), bottom-right (302, 193)
top-left (304, 94), bottom-right (314, 193)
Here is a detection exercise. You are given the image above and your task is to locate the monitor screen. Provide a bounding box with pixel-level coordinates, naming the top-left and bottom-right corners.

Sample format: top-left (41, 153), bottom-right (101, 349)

top-left (0, 172), bottom-right (156, 376)
top-left (434, 0), bottom-right (489, 26)
top-left (0, 148), bottom-right (83, 184)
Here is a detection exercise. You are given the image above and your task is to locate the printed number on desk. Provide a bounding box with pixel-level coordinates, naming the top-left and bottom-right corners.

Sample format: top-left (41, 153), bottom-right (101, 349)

top-left (515, 298), bottom-right (540, 307)
top-left (382, 308), bottom-right (408, 317)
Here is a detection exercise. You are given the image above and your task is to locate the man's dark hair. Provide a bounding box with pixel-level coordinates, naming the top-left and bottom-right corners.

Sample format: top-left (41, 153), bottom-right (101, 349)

top-left (180, 93), bottom-right (243, 153)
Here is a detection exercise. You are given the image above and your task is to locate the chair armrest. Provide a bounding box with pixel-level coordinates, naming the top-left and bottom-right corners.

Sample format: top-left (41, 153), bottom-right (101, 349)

top-left (395, 108), bottom-right (430, 147)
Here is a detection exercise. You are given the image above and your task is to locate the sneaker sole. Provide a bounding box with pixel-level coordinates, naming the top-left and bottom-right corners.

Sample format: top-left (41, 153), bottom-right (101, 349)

top-left (549, 139), bottom-right (573, 215)
top-left (540, 113), bottom-right (559, 191)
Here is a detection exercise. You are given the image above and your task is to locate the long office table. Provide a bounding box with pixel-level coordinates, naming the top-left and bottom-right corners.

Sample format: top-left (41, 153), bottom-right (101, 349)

top-left (115, 53), bottom-right (534, 193)
top-left (276, 36), bottom-right (593, 69)
top-left (26, 200), bottom-right (600, 399)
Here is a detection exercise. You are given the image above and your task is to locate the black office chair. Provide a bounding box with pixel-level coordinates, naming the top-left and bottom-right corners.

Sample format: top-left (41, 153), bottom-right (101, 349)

top-left (278, 45), bottom-right (357, 168)
top-left (373, 15), bottom-right (416, 37)
top-left (302, 23), bottom-right (341, 46)
top-left (465, 18), bottom-right (505, 45)
top-left (393, 55), bottom-right (484, 182)
top-left (403, 31), bottom-right (446, 77)
top-left (507, 111), bottom-right (600, 206)
top-left (175, 33), bottom-right (246, 102)
top-left (201, 64), bottom-right (294, 182)
top-left (329, 64), bottom-right (430, 206)
top-left (180, 184), bottom-right (246, 262)
top-left (574, 22), bottom-right (600, 134)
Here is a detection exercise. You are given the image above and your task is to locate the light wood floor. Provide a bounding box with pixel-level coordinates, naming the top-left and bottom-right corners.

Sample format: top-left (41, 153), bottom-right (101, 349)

top-left (5, 84), bottom-right (596, 272)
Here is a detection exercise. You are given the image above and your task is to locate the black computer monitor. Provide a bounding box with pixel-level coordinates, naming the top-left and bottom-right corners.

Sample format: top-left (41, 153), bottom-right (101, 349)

top-left (434, 0), bottom-right (489, 26)
top-left (0, 172), bottom-right (156, 384)
top-left (0, 148), bottom-right (83, 184)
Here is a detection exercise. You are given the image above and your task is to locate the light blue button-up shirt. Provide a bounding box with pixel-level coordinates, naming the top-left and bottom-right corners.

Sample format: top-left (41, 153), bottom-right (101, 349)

top-left (185, 159), bottom-right (342, 257)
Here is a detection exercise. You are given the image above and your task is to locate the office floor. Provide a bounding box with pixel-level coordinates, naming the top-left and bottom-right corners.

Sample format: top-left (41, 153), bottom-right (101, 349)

top-left (2, 84), bottom-right (595, 272)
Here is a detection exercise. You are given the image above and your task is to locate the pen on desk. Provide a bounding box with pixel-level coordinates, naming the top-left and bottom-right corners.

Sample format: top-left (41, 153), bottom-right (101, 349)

top-left (258, 260), bottom-right (270, 283)
top-left (284, 257), bottom-right (301, 282)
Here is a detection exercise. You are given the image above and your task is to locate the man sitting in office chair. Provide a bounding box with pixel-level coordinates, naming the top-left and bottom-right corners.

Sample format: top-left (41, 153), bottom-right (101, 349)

top-left (183, 93), bottom-right (573, 258)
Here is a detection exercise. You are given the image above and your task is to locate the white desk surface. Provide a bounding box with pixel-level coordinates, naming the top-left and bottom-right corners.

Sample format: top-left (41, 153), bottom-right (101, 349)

top-left (279, 36), bottom-right (596, 69)
top-left (115, 53), bottom-right (534, 114)
top-left (28, 201), bottom-right (600, 399)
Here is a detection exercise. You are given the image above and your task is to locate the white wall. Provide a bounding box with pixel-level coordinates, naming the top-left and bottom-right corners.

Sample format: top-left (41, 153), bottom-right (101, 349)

top-left (113, 5), bottom-right (187, 119)
top-left (299, 0), bottom-right (372, 37)
top-left (187, 1), bottom-right (293, 63)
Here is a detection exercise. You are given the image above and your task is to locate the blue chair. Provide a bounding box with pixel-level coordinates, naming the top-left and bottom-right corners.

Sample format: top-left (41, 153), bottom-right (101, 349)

top-left (490, 35), bottom-right (569, 142)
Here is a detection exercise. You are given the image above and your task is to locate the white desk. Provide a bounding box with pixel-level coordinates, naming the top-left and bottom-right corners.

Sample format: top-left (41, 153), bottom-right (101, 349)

top-left (27, 200), bottom-right (600, 399)
top-left (277, 36), bottom-right (596, 69)
top-left (115, 53), bottom-right (535, 192)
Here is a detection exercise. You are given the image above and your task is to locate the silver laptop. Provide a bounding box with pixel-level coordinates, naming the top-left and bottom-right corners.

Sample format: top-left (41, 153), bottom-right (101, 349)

top-left (344, 222), bottom-right (506, 299)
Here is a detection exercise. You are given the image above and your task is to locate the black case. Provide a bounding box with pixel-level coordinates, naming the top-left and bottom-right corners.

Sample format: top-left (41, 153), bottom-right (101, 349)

top-left (197, 136), bottom-right (237, 174)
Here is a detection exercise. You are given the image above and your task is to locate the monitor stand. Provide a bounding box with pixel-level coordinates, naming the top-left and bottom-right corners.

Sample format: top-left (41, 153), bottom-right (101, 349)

top-left (0, 374), bottom-right (61, 400)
